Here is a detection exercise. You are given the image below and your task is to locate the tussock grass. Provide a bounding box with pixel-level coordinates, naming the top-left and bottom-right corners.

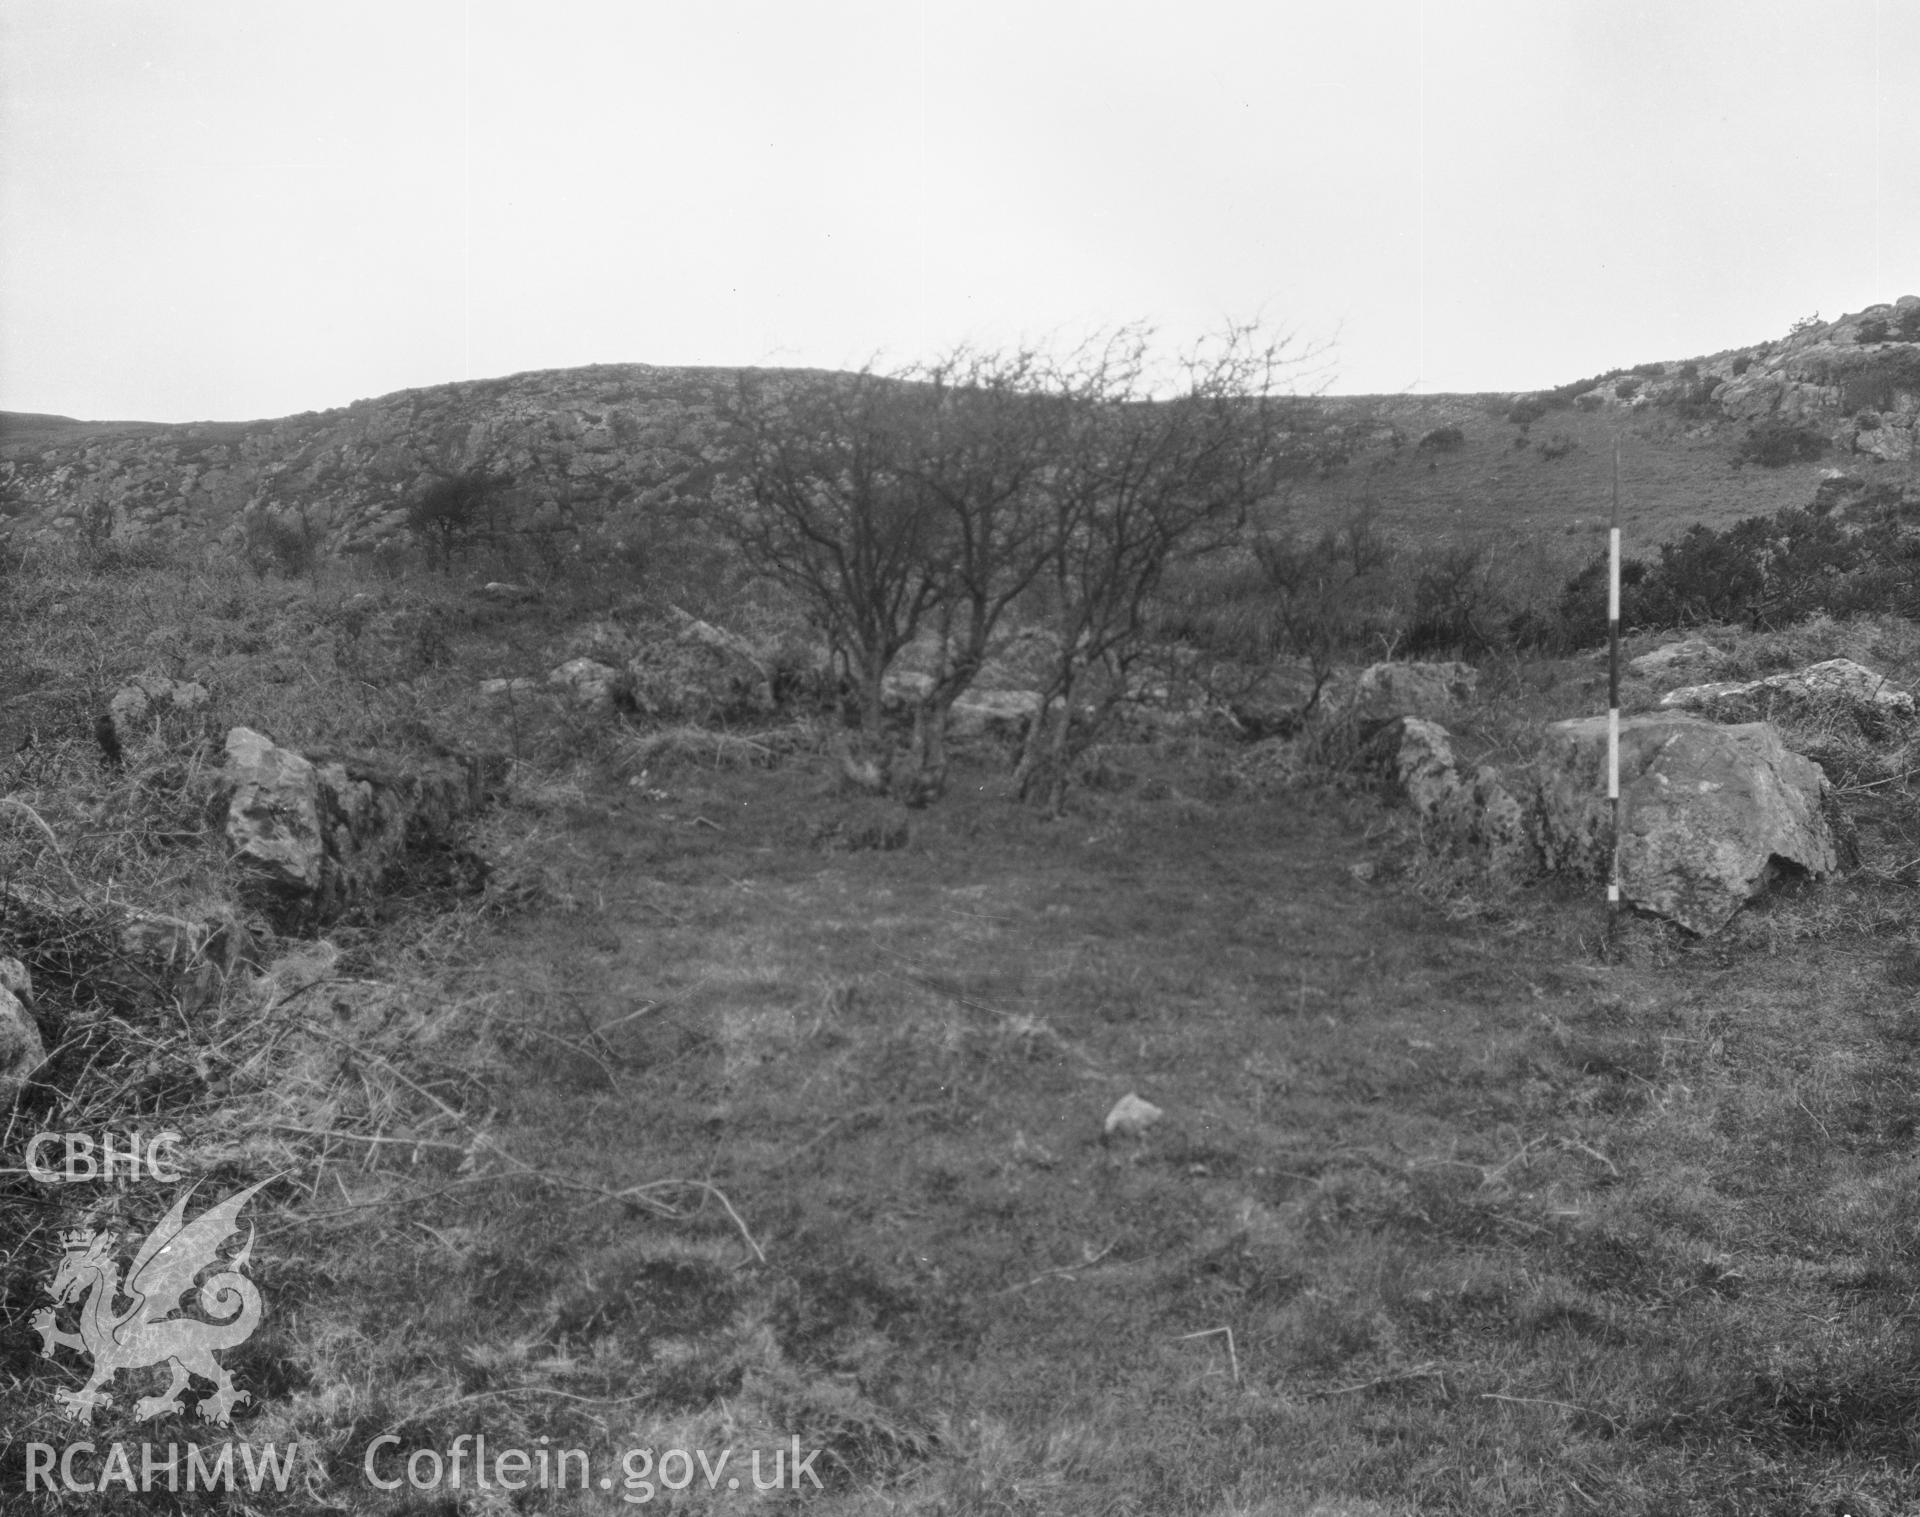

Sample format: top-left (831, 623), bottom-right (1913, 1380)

top-left (13, 529), bottom-right (1920, 1512)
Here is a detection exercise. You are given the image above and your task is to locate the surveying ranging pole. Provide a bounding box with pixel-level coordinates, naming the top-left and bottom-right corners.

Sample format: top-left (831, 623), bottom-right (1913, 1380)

top-left (1607, 437), bottom-right (1622, 933)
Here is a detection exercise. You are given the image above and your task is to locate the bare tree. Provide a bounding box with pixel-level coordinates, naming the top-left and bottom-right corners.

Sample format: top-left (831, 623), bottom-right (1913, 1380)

top-left (1013, 325), bottom-right (1325, 810)
top-left (719, 369), bottom-right (946, 743)
top-left (721, 324), bottom-right (1325, 809)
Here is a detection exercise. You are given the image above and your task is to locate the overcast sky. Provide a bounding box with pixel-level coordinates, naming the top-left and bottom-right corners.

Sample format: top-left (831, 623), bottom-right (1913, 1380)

top-left (2, 1), bottom-right (1915, 423)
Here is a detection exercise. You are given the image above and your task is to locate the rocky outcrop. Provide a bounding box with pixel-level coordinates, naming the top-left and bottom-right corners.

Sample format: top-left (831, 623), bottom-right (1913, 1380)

top-left (1659, 658), bottom-right (1915, 735)
top-left (0, 961), bottom-right (43, 1108)
top-left (221, 727), bottom-right (501, 928)
top-left (1533, 714), bottom-right (1842, 934)
top-left (0, 364), bottom-right (740, 555)
top-left (1711, 299), bottom-right (1920, 461)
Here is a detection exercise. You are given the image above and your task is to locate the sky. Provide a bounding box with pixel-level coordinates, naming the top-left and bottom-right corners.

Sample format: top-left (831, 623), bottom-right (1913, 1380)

top-left (2, 1), bottom-right (1916, 423)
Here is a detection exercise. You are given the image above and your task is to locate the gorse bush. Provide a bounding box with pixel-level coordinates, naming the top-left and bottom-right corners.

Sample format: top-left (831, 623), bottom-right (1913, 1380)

top-left (1553, 500), bottom-right (1920, 639)
top-left (1734, 418), bottom-right (1828, 468)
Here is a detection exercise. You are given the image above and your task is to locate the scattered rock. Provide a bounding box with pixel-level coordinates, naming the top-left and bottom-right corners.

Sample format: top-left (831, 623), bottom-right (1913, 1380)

top-left (479, 581), bottom-right (537, 602)
top-left (1532, 714), bottom-right (1842, 934)
top-left (546, 657), bottom-right (624, 710)
top-left (0, 882), bottom-right (244, 1010)
top-left (1349, 661), bottom-right (1478, 720)
top-left (101, 674), bottom-right (211, 756)
top-left (220, 726), bottom-right (501, 929)
top-left (1367, 716), bottom-right (1460, 818)
top-left (1104, 1092), bottom-right (1164, 1140)
top-left (0, 984), bottom-right (44, 1108)
top-left (1659, 658), bottom-right (1915, 735)
top-left (1367, 717), bottom-right (1533, 876)
top-left (949, 689), bottom-right (1044, 740)
top-left (881, 671), bottom-right (935, 709)
top-left (1627, 638), bottom-right (1724, 681)
top-left (0, 958), bottom-right (31, 1001)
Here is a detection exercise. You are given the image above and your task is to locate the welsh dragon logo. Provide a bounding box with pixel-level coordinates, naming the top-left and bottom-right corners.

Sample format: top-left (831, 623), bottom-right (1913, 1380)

top-left (32, 1179), bottom-right (269, 1426)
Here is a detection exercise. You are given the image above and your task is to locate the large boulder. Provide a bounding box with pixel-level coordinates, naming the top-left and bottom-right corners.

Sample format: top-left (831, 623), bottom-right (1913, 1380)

top-left (624, 611), bottom-right (774, 721)
top-left (221, 727), bottom-right (501, 928)
top-left (1659, 658), bottom-right (1915, 736)
top-left (1533, 714), bottom-right (1843, 934)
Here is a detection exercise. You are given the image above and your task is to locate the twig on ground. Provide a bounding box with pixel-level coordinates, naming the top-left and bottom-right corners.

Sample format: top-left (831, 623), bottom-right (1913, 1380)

top-left (1309, 1362), bottom-right (1445, 1398)
top-left (1480, 1391), bottom-right (1623, 1434)
top-left (1174, 1326), bottom-right (1241, 1386)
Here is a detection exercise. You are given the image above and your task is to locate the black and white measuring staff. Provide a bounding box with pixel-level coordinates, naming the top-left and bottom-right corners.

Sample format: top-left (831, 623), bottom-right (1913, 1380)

top-left (1607, 438), bottom-right (1622, 924)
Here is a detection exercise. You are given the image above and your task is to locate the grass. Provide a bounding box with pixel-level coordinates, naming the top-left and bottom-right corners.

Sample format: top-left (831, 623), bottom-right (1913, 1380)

top-left (7, 538), bottom-right (1920, 1514)
top-left (1285, 396), bottom-right (1907, 552)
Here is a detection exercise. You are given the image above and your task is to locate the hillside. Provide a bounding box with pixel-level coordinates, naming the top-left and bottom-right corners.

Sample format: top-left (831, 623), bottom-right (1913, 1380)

top-left (3, 298), bottom-right (1918, 566)
top-left (7, 307), bottom-right (1920, 1513)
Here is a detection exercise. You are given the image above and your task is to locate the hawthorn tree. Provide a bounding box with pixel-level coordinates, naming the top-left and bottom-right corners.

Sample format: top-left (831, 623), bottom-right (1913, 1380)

top-left (721, 324), bottom-right (1323, 806)
top-left (1012, 325), bottom-right (1323, 808)
top-left (407, 467), bottom-right (506, 572)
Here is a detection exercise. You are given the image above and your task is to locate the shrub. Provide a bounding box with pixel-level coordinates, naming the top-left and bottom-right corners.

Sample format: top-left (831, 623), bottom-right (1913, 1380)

top-left (407, 468), bottom-right (507, 570)
top-left (1556, 498), bottom-right (1920, 637)
top-left (241, 509), bottom-right (322, 577)
top-left (1416, 424), bottom-right (1465, 452)
top-left (1733, 418), bottom-right (1828, 468)
top-left (1826, 346), bottom-right (1920, 414)
top-left (1538, 433), bottom-right (1576, 461)
top-left (1899, 306), bottom-right (1920, 341)
top-left (1857, 316), bottom-right (1891, 345)
top-left (1731, 354), bottom-right (1754, 376)
top-left (1615, 379), bottom-right (1642, 401)
top-left (1507, 395), bottom-right (1551, 426)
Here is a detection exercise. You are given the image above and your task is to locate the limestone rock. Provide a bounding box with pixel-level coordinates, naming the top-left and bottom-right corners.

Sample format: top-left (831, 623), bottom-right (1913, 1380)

top-left (1104, 1092), bottom-right (1163, 1139)
top-left (546, 657), bottom-right (624, 710)
top-left (221, 726), bottom-right (500, 929)
top-left (103, 674), bottom-right (211, 754)
top-left (1628, 638), bottom-right (1725, 681)
top-left (1533, 714), bottom-right (1840, 934)
top-left (224, 727), bottom-right (326, 896)
top-left (1350, 661), bottom-right (1478, 720)
top-left (949, 689), bottom-right (1043, 740)
top-left (1659, 658), bottom-right (1915, 735)
top-left (1368, 717), bottom-right (1534, 876)
top-left (0, 882), bottom-right (244, 1010)
top-left (0, 984), bottom-right (44, 1108)
top-left (1368, 716), bottom-right (1460, 818)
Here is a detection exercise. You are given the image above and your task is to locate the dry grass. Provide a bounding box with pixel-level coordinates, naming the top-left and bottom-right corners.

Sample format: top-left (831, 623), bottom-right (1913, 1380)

top-left (8, 536), bottom-right (1920, 1514)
